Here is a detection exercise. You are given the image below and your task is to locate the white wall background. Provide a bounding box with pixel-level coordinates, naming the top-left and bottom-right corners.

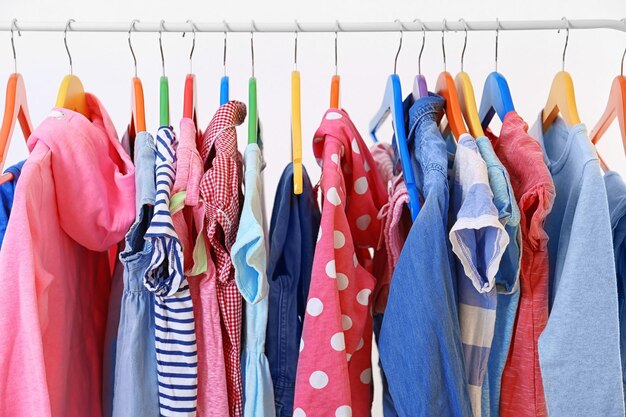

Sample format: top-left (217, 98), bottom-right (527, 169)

top-left (1, 0), bottom-right (626, 415)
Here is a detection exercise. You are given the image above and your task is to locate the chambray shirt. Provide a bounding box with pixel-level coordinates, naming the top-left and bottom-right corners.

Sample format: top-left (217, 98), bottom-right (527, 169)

top-left (475, 136), bottom-right (522, 417)
top-left (378, 93), bottom-right (473, 417)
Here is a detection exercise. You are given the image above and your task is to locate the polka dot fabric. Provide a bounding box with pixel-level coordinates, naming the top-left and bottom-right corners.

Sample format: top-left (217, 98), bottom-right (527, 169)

top-left (293, 109), bottom-right (387, 417)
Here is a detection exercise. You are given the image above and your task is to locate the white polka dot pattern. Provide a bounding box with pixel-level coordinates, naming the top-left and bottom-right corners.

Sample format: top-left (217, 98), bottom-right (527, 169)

top-left (309, 371), bottom-right (329, 389)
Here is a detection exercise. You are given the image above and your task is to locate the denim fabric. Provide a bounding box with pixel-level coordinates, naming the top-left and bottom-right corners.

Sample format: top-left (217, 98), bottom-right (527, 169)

top-left (604, 171), bottom-right (626, 408)
top-left (530, 116), bottom-right (624, 417)
top-left (0, 160), bottom-right (25, 248)
top-left (378, 93), bottom-right (473, 417)
top-left (232, 143), bottom-right (276, 417)
top-left (266, 163), bottom-right (320, 417)
top-left (475, 136), bottom-right (522, 417)
top-left (111, 132), bottom-right (160, 417)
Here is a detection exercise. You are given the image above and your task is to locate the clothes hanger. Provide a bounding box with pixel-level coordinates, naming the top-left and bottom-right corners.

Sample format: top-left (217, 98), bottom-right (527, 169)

top-left (0, 19), bottom-right (33, 184)
top-left (478, 18), bottom-right (515, 131)
top-left (292, 22), bottom-right (303, 194)
top-left (248, 22), bottom-right (258, 145)
top-left (590, 39), bottom-right (626, 171)
top-left (455, 18), bottom-right (484, 138)
top-left (435, 19), bottom-right (468, 139)
top-left (220, 21), bottom-right (230, 105)
top-left (542, 17), bottom-right (581, 132)
top-left (158, 20), bottom-right (169, 127)
top-left (412, 19), bottom-right (428, 99)
top-left (55, 19), bottom-right (90, 119)
top-left (128, 20), bottom-right (146, 137)
top-left (369, 22), bottom-right (420, 220)
top-left (330, 22), bottom-right (340, 109)
top-left (182, 20), bottom-right (198, 125)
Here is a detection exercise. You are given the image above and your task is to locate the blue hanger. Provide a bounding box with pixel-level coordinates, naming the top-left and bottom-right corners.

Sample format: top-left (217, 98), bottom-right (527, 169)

top-left (369, 27), bottom-right (420, 220)
top-left (220, 24), bottom-right (229, 105)
top-left (479, 19), bottom-right (515, 130)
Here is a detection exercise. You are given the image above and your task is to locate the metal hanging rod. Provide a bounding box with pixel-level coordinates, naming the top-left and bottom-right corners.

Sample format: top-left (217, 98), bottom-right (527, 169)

top-left (0, 19), bottom-right (625, 33)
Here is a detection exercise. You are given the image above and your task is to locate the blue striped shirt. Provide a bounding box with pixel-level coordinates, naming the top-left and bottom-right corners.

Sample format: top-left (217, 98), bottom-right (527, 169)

top-left (144, 126), bottom-right (198, 416)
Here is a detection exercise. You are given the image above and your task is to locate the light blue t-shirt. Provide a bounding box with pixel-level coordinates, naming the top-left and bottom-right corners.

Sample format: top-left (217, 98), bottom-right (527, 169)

top-left (231, 142), bottom-right (276, 417)
top-left (529, 115), bottom-right (625, 417)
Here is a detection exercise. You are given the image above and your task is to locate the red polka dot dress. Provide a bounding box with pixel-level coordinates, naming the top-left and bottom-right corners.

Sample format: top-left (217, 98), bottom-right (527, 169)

top-left (293, 109), bottom-right (387, 417)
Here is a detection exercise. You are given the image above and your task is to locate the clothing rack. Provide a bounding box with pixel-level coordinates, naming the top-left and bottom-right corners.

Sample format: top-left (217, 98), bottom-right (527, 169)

top-left (0, 18), bottom-right (625, 33)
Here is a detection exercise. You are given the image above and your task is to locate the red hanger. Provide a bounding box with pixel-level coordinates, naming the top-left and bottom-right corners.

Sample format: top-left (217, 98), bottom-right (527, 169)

top-left (183, 21), bottom-right (198, 125)
top-left (590, 71), bottom-right (626, 171)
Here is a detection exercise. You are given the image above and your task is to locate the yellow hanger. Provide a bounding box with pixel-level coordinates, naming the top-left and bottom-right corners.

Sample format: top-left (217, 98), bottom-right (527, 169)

top-left (55, 20), bottom-right (89, 119)
top-left (542, 18), bottom-right (580, 132)
top-left (455, 19), bottom-right (484, 138)
top-left (291, 25), bottom-right (303, 194)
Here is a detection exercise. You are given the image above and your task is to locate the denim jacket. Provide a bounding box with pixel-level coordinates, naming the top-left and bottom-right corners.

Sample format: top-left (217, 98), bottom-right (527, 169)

top-left (378, 94), bottom-right (473, 417)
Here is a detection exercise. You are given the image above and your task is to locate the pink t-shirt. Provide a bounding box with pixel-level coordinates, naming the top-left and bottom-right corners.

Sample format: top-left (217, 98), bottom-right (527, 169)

top-left (293, 109), bottom-right (387, 417)
top-left (0, 96), bottom-right (136, 417)
top-left (172, 117), bottom-right (229, 417)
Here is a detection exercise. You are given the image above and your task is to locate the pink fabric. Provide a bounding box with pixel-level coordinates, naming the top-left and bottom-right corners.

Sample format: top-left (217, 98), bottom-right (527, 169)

top-left (172, 118), bottom-right (229, 417)
top-left (198, 101), bottom-right (246, 417)
top-left (293, 109), bottom-right (387, 417)
top-left (370, 143), bottom-right (411, 314)
top-left (0, 96), bottom-right (135, 417)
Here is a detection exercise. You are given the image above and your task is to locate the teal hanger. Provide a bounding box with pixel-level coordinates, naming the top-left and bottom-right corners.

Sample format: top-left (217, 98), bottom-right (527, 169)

top-left (369, 24), bottom-right (420, 220)
top-left (248, 25), bottom-right (258, 144)
top-left (479, 19), bottom-right (515, 130)
top-left (220, 23), bottom-right (229, 105)
top-left (158, 20), bottom-right (169, 127)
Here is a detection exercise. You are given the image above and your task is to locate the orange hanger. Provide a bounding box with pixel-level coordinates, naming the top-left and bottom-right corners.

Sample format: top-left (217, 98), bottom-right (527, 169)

top-left (55, 20), bottom-right (90, 120)
top-left (1, 20), bottom-right (33, 184)
top-left (330, 28), bottom-right (340, 109)
top-left (542, 18), bottom-right (581, 132)
top-left (436, 20), bottom-right (468, 139)
top-left (128, 20), bottom-right (146, 137)
top-left (183, 20), bottom-right (198, 125)
top-left (590, 48), bottom-right (626, 171)
top-left (455, 19), bottom-right (484, 138)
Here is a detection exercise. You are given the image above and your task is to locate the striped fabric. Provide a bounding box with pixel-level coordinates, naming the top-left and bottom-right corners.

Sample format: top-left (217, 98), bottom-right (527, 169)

top-left (448, 133), bottom-right (510, 417)
top-left (144, 126), bottom-right (198, 417)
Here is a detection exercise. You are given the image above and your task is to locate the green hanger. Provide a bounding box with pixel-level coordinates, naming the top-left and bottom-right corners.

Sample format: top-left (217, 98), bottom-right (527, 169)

top-left (158, 21), bottom-right (169, 127)
top-left (248, 77), bottom-right (257, 144)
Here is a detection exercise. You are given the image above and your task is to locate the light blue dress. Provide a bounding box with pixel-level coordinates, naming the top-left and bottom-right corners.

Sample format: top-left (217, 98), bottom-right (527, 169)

top-left (231, 142), bottom-right (276, 417)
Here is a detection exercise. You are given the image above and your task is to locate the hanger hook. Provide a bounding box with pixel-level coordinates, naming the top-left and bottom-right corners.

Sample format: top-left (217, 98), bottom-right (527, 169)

top-left (558, 17), bottom-right (570, 72)
top-left (10, 19), bottom-right (20, 74)
top-left (64, 19), bottom-right (75, 75)
top-left (183, 20), bottom-right (197, 74)
top-left (250, 20), bottom-right (257, 77)
top-left (158, 20), bottom-right (166, 77)
top-left (222, 20), bottom-right (230, 76)
top-left (128, 19), bottom-right (139, 78)
top-left (459, 18), bottom-right (469, 72)
top-left (621, 18), bottom-right (626, 76)
top-left (334, 20), bottom-right (341, 75)
top-left (441, 18), bottom-right (447, 72)
top-left (414, 18), bottom-right (426, 75)
top-left (393, 20), bottom-right (405, 75)
top-left (495, 18), bottom-right (500, 72)
top-left (294, 20), bottom-right (302, 70)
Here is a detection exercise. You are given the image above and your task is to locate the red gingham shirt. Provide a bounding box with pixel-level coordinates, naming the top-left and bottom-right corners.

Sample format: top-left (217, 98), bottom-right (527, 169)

top-left (198, 101), bottom-right (246, 417)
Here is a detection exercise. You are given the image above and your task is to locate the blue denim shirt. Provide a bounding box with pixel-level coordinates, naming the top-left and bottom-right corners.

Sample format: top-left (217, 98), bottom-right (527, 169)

top-left (266, 163), bottom-right (321, 417)
top-left (378, 94), bottom-right (473, 417)
top-left (0, 160), bottom-right (25, 248)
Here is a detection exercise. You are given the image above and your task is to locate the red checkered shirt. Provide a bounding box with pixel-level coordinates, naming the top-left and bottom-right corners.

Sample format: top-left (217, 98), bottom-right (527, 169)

top-left (198, 101), bottom-right (246, 417)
